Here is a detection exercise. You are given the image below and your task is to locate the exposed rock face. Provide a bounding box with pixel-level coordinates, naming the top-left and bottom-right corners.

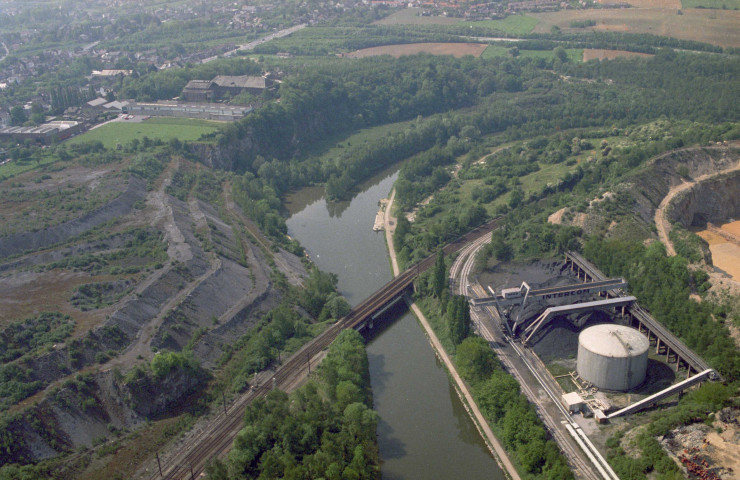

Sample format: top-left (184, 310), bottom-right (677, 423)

top-left (0, 158), bottom-right (308, 465)
top-left (629, 146), bottom-right (740, 225)
top-left (2, 366), bottom-right (208, 463)
top-left (667, 170), bottom-right (740, 227)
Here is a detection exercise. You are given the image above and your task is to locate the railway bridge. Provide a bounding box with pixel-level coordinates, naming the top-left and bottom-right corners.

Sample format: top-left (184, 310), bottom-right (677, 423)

top-left (154, 217), bottom-right (501, 480)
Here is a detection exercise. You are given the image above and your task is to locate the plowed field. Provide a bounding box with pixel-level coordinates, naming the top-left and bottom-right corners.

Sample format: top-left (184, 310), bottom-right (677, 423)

top-left (345, 43), bottom-right (488, 58)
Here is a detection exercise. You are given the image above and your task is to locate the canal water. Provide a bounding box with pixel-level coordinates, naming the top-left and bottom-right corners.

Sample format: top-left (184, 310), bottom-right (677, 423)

top-left (285, 168), bottom-right (504, 480)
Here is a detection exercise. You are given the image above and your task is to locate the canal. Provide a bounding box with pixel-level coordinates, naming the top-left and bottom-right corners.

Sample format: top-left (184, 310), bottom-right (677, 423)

top-left (285, 167), bottom-right (504, 480)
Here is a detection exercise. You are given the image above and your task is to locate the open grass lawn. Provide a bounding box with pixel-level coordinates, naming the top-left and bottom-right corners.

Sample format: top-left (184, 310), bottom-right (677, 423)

top-left (681, 0), bottom-right (740, 8)
top-left (68, 117), bottom-right (221, 150)
top-left (464, 15), bottom-right (539, 34)
top-left (0, 154), bottom-right (60, 178)
top-left (531, 8), bottom-right (740, 48)
top-left (481, 45), bottom-right (583, 61)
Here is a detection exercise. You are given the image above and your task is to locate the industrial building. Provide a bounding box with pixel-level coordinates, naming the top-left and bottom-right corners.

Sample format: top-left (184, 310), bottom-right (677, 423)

top-left (122, 101), bottom-right (252, 121)
top-left (0, 120), bottom-right (82, 143)
top-left (181, 75), bottom-right (272, 102)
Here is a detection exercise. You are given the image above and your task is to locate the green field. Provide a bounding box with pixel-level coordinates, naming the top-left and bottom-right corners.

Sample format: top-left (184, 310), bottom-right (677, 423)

top-left (481, 45), bottom-right (583, 62)
top-left (68, 117), bottom-right (221, 150)
top-left (464, 15), bottom-right (539, 35)
top-left (681, 0), bottom-right (740, 8)
top-left (0, 155), bottom-right (61, 178)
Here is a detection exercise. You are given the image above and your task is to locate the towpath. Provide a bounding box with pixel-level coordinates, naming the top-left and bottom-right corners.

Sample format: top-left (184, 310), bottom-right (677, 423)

top-left (382, 189), bottom-right (522, 480)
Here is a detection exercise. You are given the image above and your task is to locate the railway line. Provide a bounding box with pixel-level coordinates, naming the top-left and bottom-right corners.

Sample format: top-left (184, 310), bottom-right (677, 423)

top-left (150, 218), bottom-right (502, 479)
top-left (456, 244), bottom-right (614, 480)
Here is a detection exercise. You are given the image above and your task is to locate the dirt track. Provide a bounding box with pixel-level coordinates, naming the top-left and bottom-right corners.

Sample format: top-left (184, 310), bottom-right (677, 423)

top-left (655, 163), bottom-right (740, 257)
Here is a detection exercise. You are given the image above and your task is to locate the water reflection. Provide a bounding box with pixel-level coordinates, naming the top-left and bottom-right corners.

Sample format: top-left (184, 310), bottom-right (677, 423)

top-left (285, 163), bottom-right (503, 480)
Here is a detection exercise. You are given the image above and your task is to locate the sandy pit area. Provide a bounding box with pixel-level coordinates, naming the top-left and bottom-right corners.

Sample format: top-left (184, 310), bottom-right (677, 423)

top-left (696, 220), bottom-right (740, 281)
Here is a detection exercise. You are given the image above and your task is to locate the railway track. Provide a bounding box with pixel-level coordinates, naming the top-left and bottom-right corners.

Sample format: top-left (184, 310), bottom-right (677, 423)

top-left (456, 244), bottom-right (609, 480)
top-left (151, 218), bottom-right (502, 479)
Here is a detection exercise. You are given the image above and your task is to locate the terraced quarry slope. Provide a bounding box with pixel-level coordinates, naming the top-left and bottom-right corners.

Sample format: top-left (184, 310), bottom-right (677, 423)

top-left (0, 150), bottom-right (306, 465)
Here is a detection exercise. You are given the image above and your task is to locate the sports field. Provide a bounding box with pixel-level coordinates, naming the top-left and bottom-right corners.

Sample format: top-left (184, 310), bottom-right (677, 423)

top-left (68, 117), bottom-right (221, 150)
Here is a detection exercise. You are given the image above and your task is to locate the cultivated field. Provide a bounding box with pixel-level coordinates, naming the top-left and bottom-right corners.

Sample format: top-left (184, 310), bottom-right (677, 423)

top-left (345, 42), bottom-right (489, 58)
top-left (531, 8), bottom-right (740, 47)
top-left (374, 7), bottom-right (461, 25)
top-left (465, 15), bottom-right (539, 34)
top-left (604, 0), bottom-right (682, 9)
top-left (68, 117), bottom-right (221, 149)
top-left (582, 49), bottom-right (654, 61)
top-left (682, 0), bottom-right (740, 8)
top-left (482, 45), bottom-right (583, 61)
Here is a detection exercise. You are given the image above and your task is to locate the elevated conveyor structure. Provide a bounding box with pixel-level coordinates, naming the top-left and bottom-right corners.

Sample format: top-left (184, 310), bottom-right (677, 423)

top-left (471, 278), bottom-right (627, 308)
top-left (565, 252), bottom-right (718, 380)
top-left (521, 296), bottom-right (637, 345)
top-left (607, 369), bottom-right (715, 419)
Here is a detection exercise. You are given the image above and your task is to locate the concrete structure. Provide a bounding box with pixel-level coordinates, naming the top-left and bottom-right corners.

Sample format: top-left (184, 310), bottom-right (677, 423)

top-left (577, 324), bottom-right (649, 391)
top-left (123, 101), bottom-right (251, 121)
top-left (562, 392), bottom-right (584, 413)
top-left (565, 251), bottom-right (717, 380)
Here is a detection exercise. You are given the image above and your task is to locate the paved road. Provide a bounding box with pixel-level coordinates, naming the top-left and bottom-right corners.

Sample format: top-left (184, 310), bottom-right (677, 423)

top-left (223, 24), bottom-right (307, 57)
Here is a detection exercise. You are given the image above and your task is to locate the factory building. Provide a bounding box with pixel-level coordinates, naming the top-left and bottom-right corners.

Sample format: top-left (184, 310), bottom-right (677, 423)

top-left (123, 101), bottom-right (252, 121)
top-left (0, 120), bottom-right (82, 143)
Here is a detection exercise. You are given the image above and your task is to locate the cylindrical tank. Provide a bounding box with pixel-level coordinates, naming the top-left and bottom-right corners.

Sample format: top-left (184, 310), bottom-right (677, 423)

top-left (577, 324), bottom-right (649, 391)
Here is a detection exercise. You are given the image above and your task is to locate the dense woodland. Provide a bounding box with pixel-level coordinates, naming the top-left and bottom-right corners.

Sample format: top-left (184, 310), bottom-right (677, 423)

top-left (206, 330), bottom-right (379, 480)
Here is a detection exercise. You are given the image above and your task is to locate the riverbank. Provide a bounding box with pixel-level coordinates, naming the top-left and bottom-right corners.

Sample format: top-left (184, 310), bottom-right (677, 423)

top-left (382, 189), bottom-right (522, 480)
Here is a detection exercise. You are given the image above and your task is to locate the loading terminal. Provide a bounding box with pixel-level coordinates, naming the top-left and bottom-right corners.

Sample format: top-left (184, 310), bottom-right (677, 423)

top-left (476, 251), bottom-right (718, 421)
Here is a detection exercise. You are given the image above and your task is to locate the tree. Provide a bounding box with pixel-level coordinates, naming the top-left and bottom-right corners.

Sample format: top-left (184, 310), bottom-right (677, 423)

top-left (432, 250), bottom-right (446, 298)
top-left (447, 295), bottom-right (470, 346)
top-left (554, 46), bottom-right (568, 63)
top-left (9, 105), bottom-right (26, 126)
top-left (456, 337), bottom-right (497, 383)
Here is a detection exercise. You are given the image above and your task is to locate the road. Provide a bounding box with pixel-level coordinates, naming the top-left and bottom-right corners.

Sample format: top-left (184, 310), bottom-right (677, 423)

top-left (223, 24), bottom-right (307, 57)
top-left (455, 246), bottom-right (616, 480)
top-left (0, 42), bottom-right (8, 63)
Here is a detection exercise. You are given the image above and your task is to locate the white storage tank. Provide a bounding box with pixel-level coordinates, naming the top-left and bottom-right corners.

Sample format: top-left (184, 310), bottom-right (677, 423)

top-left (577, 324), bottom-right (649, 391)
